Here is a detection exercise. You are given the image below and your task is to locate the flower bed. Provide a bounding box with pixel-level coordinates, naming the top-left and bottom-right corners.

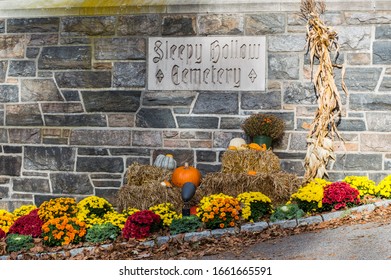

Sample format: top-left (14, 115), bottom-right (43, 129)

top-left (1, 175), bottom-right (391, 256)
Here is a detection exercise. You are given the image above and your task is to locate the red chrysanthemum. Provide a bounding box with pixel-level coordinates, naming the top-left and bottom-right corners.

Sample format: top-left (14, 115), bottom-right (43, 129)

top-left (8, 209), bottom-right (43, 238)
top-left (122, 210), bottom-right (161, 240)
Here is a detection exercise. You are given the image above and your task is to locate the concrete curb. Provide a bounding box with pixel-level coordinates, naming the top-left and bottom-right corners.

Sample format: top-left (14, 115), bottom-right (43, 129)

top-left (2, 199), bottom-right (391, 260)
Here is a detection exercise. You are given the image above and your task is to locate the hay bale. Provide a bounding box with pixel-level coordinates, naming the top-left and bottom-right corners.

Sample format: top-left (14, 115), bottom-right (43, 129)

top-left (116, 183), bottom-right (203, 213)
top-left (221, 150), bottom-right (280, 174)
top-left (200, 171), bottom-right (301, 205)
top-left (126, 162), bottom-right (172, 186)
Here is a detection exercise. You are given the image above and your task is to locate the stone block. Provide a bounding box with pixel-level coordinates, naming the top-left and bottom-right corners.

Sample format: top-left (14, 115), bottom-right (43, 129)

top-left (193, 92), bottom-right (238, 115)
top-left (0, 61), bottom-right (7, 82)
top-left (0, 85), bottom-right (18, 102)
top-left (21, 79), bottom-right (62, 102)
top-left (198, 14), bottom-right (243, 35)
top-left (297, 216), bottom-right (322, 226)
top-left (220, 117), bottom-right (243, 129)
top-left (0, 156), bottom-right (21, 176)
top-left (337, 26), bottom-right (371, 51)
top-left (26, 47), bottom-right (40, 59)
top-left (283, 81), bottom-right (316, 105)
top-left (92, 180), bottom-right (122, 189)
top-left (24, 146), bottom-right (76, 171)
top-left (269, 219), bottom-right (298, 229)
top-left (62, 90), bottom-right (80, 101)
top-left (113, 62), bottom-right (146, 87)
top-left (350, 204), bottom-right (376, 213)
top-left (0, 20), bottom-right (4, 33)
top-left (40, 103), bottom-right (84, 113)
top-left (142, 91), bottom-right (196, 106)
top-left (132, 131), bottom-right (162, 147)
top-left (289, 132), bottom-right (308, 151)
top-left (268, 34), bottom-right (306, 52)
top-left (60, 37), bottom-right (91, 45)
top-left (108, 114), bottom-right (134, 127)
top-left (94, 188), bottom-right (119, 207)
top-left (76, 157), bottom-right (124, 173)
top-left (78, 148), bottom-right (109, 156)
top-left (95, 38), bottom-right (146, 60)
top-left (246, 13), bottom-right (285, 35)
top-left (8, 128), bottom-right (41, 144)
top-left (336, 68), bottom-right (382, 92)
top-left (213, 131), bottom-right (244, 148)
top-left (275, 152), bottom-right (307, 160)
top-left (61, 16), bottom-right (116, 36)
top-left (269, 54), bottom-right (300, 80)
top-left (82, 90), bottom-right (141, 112)
top-left (196, 163), bottom-right (221, 175)
top-left (180, 131), bottom-right (212, 139)
top-left (44, 114), bottom-right (107, 127)
top-left (117, 15), bottom-right (161, 36)
top-left (28, 34), bottom-right (58, 46)
top-left (280, 160), bottom-right (305, 176)
top-left (55, 71), bottom-right (111, 88)
top-left (39, 46), bottom-right (91, 70)
top-left (136, 108), bottom-right (176, 128)
top-left (366, 112), bottom-right (391, 132)
top-left (50, 173), bottom-right (93, 195)
top-left (241, 221), bottom-right (269, 232)
top-left (70, 130), bottom-right (132, 146)
top-left (376, 25), bottom-right (391, 39)
top-left (350, 94), bottom-right (391, 111)
top-left (162, 15), bottom-right (196, 36)
top-left (346, 53), bottom-right (371, 65)
top-left (13, 178), bottom-right (50, 193)
top-left (345, 12), bottom-right (391, 25)
top-left (333, 154), bottom-right (382, 171)
top-left (321, 211), bottom-right (345, 222)
top-left (337, 118), bottom-right (366, 131)
top-left (196, 150), bottom-right (217, 162)
top-left (0, 35), bottom-right (26, 58)
top-left (373, 41), bottom-right (391, 64)
top-left (379, 76), bottom-right (391, 91)
top-left (241, 91), bottom-right (281, 110)
top-left (361, 134), bottom-right (391, 152)
top-left (3, 146), bottom-right (22, 154)
top-left (210, 227), bottom-right (236, 238)
top-left (8, 60), bottom-right (36, 77)
top-left (7, 17), bottom-right (59, 33)
top-left (177, 116), bottom-right (219, 129)
top-left (6, 104), bottom-right (43, 126)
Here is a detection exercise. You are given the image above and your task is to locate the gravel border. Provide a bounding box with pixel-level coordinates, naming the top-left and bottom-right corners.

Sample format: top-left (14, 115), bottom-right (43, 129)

top-left (2, 199), bottom-right (390, 260)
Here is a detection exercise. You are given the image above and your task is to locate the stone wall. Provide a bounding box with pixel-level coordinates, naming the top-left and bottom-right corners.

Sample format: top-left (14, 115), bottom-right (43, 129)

top-left (1, 1), bottom-right (391, 210)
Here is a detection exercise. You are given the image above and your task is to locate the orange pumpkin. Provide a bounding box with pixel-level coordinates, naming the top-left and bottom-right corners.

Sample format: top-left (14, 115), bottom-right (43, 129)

top-left (248, 143), bottom-right (262, 151)
top-left (172, 162), bottom-right (202, 188)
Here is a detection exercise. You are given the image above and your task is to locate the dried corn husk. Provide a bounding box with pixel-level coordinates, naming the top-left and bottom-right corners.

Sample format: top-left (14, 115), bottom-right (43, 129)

top-left (300, 0), bottom-right (348, 183)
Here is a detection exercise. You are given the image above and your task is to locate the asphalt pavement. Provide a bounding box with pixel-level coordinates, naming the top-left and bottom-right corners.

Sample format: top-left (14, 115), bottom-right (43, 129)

top-left (203, 220), bottom-right (391, 260)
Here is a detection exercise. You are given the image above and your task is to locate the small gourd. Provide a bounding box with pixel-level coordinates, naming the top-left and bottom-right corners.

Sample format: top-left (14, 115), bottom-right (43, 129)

top-left (228, 138), bottom-right (246, 148)
top-left (248, 143), bottom-right (262, 151)
top-left (247, 170), bottom-right (257, 176)
top-left (172, 162), bottom-right (202, 188)
top-left (153, 154), bottom-right (177, 170)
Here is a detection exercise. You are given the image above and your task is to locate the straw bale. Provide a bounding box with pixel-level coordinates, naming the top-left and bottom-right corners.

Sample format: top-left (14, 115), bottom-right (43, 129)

top-left (199, 171), bottom-right (301, 205)
top-left (126, 162), bottom-right (172, 186)
top-left (116, 182), bottom-right (204, 213)
top-left (221, 150), bottom-right (280, 174)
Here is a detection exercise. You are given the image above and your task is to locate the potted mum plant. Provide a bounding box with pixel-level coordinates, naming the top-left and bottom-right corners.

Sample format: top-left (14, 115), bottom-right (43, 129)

top-left (241, 113), bottom-right (285, 149)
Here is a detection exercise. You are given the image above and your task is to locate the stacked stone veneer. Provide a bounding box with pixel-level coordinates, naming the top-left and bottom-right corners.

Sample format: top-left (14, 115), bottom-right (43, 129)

top-left (1, 6), bottom-right (391, 210)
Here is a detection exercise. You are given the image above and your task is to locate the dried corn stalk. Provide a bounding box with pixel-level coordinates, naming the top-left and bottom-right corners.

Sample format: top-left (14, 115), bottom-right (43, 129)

top-left (300, 0), bottom-right (348, 182)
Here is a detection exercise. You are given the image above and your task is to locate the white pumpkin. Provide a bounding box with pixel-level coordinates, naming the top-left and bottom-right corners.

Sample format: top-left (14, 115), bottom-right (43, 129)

top-left (153, 154), bottom-right (177, 170)
top-left (228, 138), bottom-right (246, 148)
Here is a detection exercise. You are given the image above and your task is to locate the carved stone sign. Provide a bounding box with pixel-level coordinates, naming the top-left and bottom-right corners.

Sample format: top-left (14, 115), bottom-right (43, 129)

top-left (148, 36), bottom-right (266, 91)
